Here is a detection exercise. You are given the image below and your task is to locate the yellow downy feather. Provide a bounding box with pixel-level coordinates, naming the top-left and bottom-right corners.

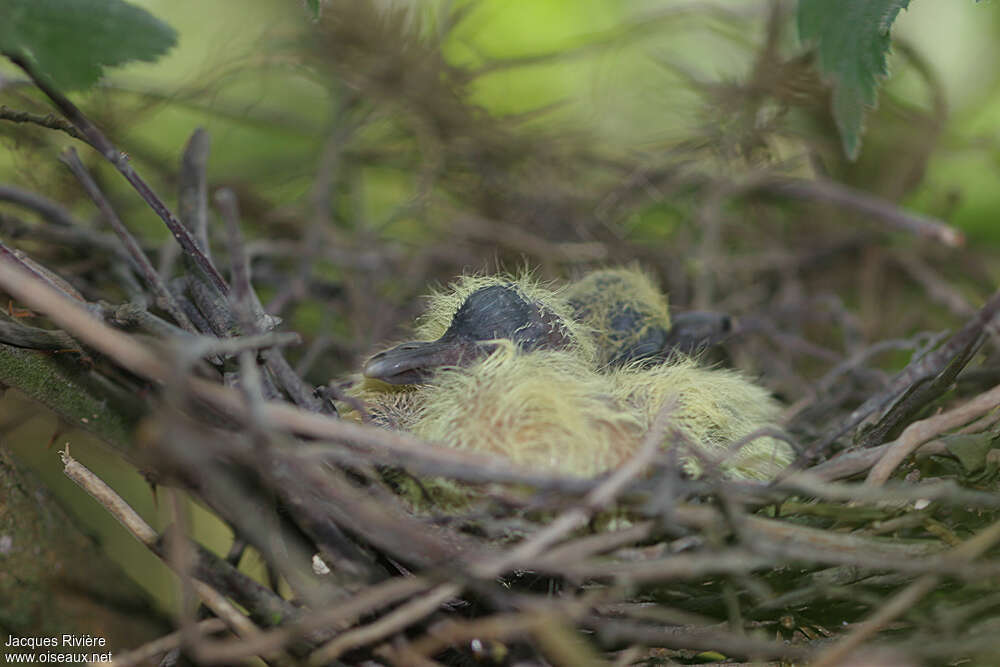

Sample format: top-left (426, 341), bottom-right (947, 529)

top-left (412, 344), bottom-right (643, 477)
top-left (610, 357), bottom-right (793, 480)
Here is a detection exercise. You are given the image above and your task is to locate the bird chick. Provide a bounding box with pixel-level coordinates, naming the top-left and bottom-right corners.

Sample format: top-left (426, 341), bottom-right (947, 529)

top-left (565, 267), bottom-right (671, 369)
top-left (357, 271), bottom-right (791, 483)
top-left (413, 346), bottom-right (643, 477)
top-left (565, 267), bottom-right (733, 368)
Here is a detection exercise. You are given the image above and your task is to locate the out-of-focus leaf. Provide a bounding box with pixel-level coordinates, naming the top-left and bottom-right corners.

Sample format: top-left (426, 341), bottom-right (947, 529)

top-left (941, 432), bottom-right (999, 473)
top-left (0, 0), bottom-right (177, 91)
top-left (797, 0), bottom-right (910, 161)
top-left (305, 0), bottom-right (321, 21)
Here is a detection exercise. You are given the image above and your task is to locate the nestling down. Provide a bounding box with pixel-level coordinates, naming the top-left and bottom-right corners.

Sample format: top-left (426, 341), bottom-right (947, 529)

top-left (354, 269), bottom-right (793, 481)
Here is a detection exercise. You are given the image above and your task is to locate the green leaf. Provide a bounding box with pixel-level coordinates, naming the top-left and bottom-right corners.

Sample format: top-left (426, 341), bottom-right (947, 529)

top-left (940, 432), bottom-right (999, 473)
top-left (0, 0), bottom-right (177, 92)
top-left (797, 0), bottom-right (911, 160)
top-left (305, 0), bottom-right (322, 21)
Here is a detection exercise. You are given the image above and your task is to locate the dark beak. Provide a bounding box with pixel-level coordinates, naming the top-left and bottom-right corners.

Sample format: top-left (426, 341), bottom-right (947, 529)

top-left (363, 338), bottom-right (488, 385)
top-left (663, 311), bottom-right (733, 355)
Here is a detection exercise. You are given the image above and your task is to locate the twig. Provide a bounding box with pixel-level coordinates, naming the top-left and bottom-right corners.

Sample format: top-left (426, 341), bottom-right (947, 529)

top-left (584, 615), bottom-right (811, 661)
top-left (194, 576), bottom-right (429, 663)
top-left (166, 489), bottom-right (199, 662)
top-left (804, 442), bottom-right (895, 480)
top-left (866, 382), bottom-right (1000, 484)
top-left (214, 189), bottom-right (253, 313)
top-left (108, 618), bottom-right (227, 667)
top-left (104, 301), bottom-right (195, 339)
top-left (0, 255), bottom-right (572, 483)
top-left (0, 209), bottom-right (132, 256)
top-left (61, 446), bottom-right (288, 664)
top-left (811, 519), bottom-right (1000, 667)
top-left (59, 147), bottom-right (198, 333)
top-left (0, 312), bottom-right (81, 352)
top-left (756, 177), bottom-right (964, 247)
top-left (769, 471), bottom-right (1000, 510)
top-left (62, 446), bottom-right (158, 546)
top-left (393, 598), bottom-right (602, 665)
top-left (800, 286), bottom-right (1000, 463)
top-left (0, 103), bottom-right (84, 140)
top-left (12, 56), bottom-right (230, 296)
top-left (892, 251), bottom-right (976, 317)
top-left (180, 331), bottom-right (302, 358)
top-left (306, 399), bottom-right (673, 664)
top-left (0, 240), bottom-right (87, 303)
top-left (215, 188), bottom-right (327, 412)
top-left (150, 528), bottom-right (301, 633)
top-left (532, 521), bottom-right (657, 572)
top-left (177, 128), bottom-right (212, 256)
top-left (0, 183), bottom-right (82, 227)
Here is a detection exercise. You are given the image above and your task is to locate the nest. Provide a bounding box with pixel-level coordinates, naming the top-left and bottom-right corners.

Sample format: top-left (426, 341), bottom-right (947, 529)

top-left (1, 2), bottom-right (999, 666)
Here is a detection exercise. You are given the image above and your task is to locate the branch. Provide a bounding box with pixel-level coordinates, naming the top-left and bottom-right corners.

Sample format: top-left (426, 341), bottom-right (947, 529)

top-left (756, 177), bottom-right (964, 247)
top-left (11, 56), bottom-right (230, 296)
top-left (60, 147), bottom-right (198, 333)
top-left (0, 183), bottom-right (82, 227)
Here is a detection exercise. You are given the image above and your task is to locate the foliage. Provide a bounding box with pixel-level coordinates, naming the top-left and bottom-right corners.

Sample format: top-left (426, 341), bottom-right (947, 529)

top-left (798, 0), bottom-right (911, 160)
top-left (0, 0), bottom-right (176, 90)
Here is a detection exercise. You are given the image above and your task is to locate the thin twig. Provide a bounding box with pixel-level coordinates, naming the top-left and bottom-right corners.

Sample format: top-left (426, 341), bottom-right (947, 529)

top-left (61, 446), bottom-right (289, 664)
top-left (756, 177), bottom-right (964, 247)
top-left (12, 56), bottom-right (230, 295)
top-left (0, 183), bottom-right (82, 227)
top-left (306, 399), bottom-right (673, 664)
top-left (0, 240), bottom-right (87, 303)
top-left (800, 286), bottom-right (1000, 463)
top-left (177, 128), bottom-right (212, 256)
top-left (59, 147), bottom-right (198, 333)
top-left (811, 519), bottom-right (1000, 667)
top-left (866, 382), bottom-right (1000, 485)
top-left (0, 103), bottom-right (84, 139)
top-left (108, 618), bottom-right (227, 667)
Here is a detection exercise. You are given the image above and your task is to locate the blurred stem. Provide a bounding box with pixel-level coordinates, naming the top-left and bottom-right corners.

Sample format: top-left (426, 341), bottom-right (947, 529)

top-left (0, 343), bottom-right (143, 455)
top-left (0, 446), bottom-right (168, 641)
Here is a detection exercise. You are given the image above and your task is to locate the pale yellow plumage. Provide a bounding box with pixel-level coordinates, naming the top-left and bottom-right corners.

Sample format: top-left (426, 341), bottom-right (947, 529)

top-left (351, 268), bottom-right (793, 487)
top-left (412, 344), bottom-right (642, 477)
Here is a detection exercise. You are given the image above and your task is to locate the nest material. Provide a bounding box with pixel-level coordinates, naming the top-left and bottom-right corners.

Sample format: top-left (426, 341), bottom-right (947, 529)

top-left (3, 3), bottom-right (999, 664)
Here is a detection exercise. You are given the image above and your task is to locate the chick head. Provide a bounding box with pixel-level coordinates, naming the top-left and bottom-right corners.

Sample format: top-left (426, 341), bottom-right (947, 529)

top-left (364, 273), bottom-right (595, 385)
top-left (565, 267), bottom-right (671, 369)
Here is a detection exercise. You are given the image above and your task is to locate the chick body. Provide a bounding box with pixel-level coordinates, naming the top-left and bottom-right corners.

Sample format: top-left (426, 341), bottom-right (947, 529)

top-left (611, 358), bottom-right (789, 479)
top-left (412, 346), bottom-right (643, 477)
